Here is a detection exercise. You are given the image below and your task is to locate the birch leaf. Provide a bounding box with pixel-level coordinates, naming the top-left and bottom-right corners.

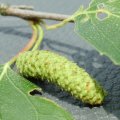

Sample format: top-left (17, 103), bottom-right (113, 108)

top-left (75, 0), bottom-right (120, 65)
top-left (0, 64), bottom-right (73, 120)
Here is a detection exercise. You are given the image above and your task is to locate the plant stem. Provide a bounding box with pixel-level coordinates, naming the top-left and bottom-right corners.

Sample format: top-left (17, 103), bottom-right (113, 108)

top-left (44, 15), bottom-right (74, 30)
top-left (0, 4), bottom-right (74, 22)
top-left (32, 24), bottom-right (44, 51)
top-left (8, 21), bottom-right (38, 66)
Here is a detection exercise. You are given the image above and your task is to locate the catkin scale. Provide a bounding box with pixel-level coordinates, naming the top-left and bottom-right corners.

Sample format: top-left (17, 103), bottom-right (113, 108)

top-left (16, 50), bottom-right (106, 105)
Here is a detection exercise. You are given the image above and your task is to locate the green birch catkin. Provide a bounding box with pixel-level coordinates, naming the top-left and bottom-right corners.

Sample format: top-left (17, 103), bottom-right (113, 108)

top-left (16, 50), bottom-right (106, 105)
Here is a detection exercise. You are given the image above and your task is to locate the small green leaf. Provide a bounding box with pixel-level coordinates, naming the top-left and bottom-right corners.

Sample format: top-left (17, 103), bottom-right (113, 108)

top-left (75, 0), bottom-right (120, 65)
top-left (0, 64), bottom-right (74, 120)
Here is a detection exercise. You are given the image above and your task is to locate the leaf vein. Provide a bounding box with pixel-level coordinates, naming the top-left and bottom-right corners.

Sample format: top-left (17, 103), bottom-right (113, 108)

top-left (6, 72), bottom-right (39, 120)
top-left (90, 18), bottom-right (120, 54)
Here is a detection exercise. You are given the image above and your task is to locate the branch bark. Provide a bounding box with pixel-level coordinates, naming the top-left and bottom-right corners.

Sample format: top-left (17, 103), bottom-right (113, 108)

top-left (0, 4), bottom-right (74, 22)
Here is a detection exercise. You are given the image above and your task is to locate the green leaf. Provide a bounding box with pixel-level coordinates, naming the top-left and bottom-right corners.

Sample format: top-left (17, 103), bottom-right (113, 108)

top-left (0, 64), bottom-right (74, 120)
top-left (74, 0), bottom-right (120, 65)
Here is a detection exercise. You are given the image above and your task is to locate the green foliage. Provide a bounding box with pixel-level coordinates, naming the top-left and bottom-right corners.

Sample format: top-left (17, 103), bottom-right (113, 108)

top-left (0, 64), bottom-right (74, 120)
top-left (16, 50), bottom-right (106, 105)
top-left (2, 0), bottom-right (120, 119)
top-left (74, 0), bottom-right (120, 65)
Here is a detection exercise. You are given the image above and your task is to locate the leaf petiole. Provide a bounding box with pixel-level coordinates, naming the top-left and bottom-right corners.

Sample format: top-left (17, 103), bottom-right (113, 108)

top-left (32, 24), bottom-right (44, 51)
top-left (0, 63), bottom-right (9, 81)
top-left (44, 15), bottom-right (74, 30)
top-left (7, 21), bottom-right (38, 66)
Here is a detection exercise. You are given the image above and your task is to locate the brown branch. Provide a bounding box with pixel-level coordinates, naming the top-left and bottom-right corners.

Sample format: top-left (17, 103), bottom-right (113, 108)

top-left (0, 4), bottom-right (74, 22)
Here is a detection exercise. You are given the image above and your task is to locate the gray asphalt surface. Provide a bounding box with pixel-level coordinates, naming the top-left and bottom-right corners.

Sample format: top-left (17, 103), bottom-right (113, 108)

top-left (0, 0), bottom-right (120, 120)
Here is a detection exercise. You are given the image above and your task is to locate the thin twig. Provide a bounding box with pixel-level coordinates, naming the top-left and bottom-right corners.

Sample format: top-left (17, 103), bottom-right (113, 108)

top-left (11, 5), bottom-right (34, 10)
top-left (0, 4), bottom-right (74, 22)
